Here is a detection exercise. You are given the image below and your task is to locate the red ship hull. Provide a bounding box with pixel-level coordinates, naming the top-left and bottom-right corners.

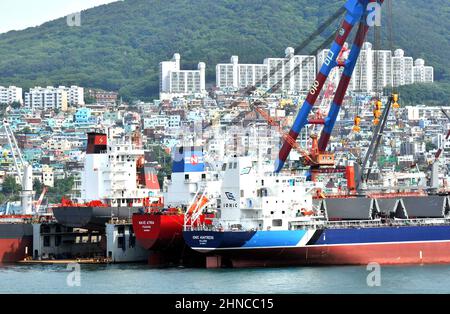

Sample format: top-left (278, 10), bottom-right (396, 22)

top-left (212, 241), bottom-right (450, 268)
top-left (0, 221), bottom-right (33, 263)
top-left (133, 213), bottom-right (185, 251)
top-left (0, 237), bottom-right (33, 263)
top-left (132, 213), bottom-right (212, 266)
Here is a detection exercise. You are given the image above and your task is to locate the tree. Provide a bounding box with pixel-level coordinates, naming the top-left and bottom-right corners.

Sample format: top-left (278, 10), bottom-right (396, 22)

top-left (147, 145), bottom-right (172, 187)
top-left (10, 101), bottom-right (21, 109)
top-left (46, 176), bottom-right (74, 204)
top-left (1, 175), bottom-right (21, 200)
top-left (33, 178), bottom-right (44, 196)
top-left (2, 175), bottom-right (21, 195)
top-left (18, 126), bottom-right (32, 134)
top-left (426, 142), bottom-right (437, 151)
top-left (84, 91), bottom-right (96, 104)
top-left (0, 0), bottom-right (447, 101)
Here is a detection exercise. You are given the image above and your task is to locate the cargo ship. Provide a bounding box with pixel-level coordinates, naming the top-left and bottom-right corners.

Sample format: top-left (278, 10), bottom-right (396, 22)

top-left (132, 146), bottom-right (220, 266)
top-left (53, 131), bottom-right (161, 230)
top-left (183, 156), bottom-right (450, 268)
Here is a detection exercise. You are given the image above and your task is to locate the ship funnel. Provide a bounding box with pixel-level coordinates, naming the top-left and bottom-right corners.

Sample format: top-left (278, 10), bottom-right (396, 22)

top-left (86, 132), bottom-right (107, 154)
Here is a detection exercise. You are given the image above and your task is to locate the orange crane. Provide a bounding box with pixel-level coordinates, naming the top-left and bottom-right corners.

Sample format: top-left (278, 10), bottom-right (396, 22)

top-left (251, 101), bottom-right (334, 167)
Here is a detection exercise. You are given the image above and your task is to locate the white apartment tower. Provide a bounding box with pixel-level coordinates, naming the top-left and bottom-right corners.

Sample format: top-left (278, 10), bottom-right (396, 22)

top-left (63, 85), bottom-right (85, 106)
top-left (350, 42), bottom-right (374, 92)
top-left (372, 49), bottom-right (393, 91)
top-left (317, 42), bottom-right (432, 93)
top-left (24, 85), bottom-right (84, 110)
top-left (392, 49), bottom-right (414, 87)
top-left (159, 53), bottom-right (206, 100)
top-left (413, 59), bottom-right (434, 83)
top-left (0, 86), bottom-right (23, 105)
top-left (216, 47), bottom-right (316, 94)
top-left (25, 86), bottom-right (68, 111)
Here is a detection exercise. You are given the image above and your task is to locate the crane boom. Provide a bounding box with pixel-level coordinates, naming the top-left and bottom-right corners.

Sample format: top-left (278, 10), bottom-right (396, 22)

top-left (1, 120), bottom-right (34, 214)
top-left (357, 95), bottom-right (394, 189)
top-left (251, 103), bottom-right (316, 165)
top-left (275, 0), bottom-right (385, 173)
top-left (2, 122), bottom-right (25, 182)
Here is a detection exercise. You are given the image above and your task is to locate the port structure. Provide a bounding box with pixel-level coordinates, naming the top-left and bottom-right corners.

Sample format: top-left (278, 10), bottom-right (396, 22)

top-left (275, 0), bottom-right (386, 173)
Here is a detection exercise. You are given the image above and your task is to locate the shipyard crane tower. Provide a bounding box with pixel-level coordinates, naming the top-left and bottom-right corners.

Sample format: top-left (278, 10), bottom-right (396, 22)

top-left (429, 109), bottom-right (450, 191)
top-left (1, 121), bottom-right (34, 214)
top-left (275, 0), bottom-right (386, 173)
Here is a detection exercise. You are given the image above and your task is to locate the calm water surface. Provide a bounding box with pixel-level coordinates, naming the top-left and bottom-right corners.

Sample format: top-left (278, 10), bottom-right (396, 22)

top-left (0, 263), bottom-right (449, 294)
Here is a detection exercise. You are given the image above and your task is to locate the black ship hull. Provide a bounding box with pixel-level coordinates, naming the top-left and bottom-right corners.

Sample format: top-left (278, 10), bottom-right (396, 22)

top-left (52, 206), bottom-right (143, 230)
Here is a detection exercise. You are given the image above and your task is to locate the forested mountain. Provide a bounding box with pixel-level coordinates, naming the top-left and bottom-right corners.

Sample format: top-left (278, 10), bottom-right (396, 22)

top-left (0, 0), bottom-right (448, 101)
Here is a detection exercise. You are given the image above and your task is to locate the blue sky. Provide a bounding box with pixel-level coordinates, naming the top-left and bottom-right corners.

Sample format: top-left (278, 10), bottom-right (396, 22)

top-left (0, 0), bottom-right (120, 34)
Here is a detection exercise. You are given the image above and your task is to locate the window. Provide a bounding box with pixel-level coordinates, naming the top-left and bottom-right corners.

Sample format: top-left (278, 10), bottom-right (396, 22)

top-left (117, 237), bottom-right (125, 249)
top-left (272, 219), bottom-right (282, 227)
top-left (55, 235), bottom-right (62, 247)
top-left (43, 236), bottom-right (50, 247)
top-left (129, 234), bottom-right (136, 248)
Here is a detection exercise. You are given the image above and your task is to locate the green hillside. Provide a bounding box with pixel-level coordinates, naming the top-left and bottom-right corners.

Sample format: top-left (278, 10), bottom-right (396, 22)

top-left (0, 0), bottom-right (448, 101)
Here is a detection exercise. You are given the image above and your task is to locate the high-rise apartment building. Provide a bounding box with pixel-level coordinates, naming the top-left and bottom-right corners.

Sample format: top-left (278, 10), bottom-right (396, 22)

top-left (0, 86), bottom-right (23, 105)
top-left (159, 53), bottom-right (206, 100)
top-left (24, 85), bottom-right (84, 110)
top-left (216, 47), bottom-right (316, 94)
top-left (413, 59), bottom-right (434, 83)
top-left (317, 42), bottom-right (433, 93)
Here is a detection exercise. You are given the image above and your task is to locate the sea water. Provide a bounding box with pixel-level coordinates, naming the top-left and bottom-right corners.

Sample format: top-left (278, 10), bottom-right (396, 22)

top-left (0, 263), bottom-right (449, 294)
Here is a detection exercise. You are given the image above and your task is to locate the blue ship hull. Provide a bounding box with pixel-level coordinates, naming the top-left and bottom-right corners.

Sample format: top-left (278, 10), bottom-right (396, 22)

top-left (183, 224), bottom-right (450, 267)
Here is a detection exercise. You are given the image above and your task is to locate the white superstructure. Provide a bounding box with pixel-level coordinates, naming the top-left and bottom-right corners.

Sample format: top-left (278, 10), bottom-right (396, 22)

top-left (80, 132), bottom-right (159, 207)
top-left (216, 156), bottom-right (322, 231)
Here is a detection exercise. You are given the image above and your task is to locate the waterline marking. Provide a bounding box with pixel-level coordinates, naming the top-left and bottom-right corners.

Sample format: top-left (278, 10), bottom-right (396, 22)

top-left (366, 262), bottom-right (381, 287)
top-left (66, 263), bottom-right (81, 287)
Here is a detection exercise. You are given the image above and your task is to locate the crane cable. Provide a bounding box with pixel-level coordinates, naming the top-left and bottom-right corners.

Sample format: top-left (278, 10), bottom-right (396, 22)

top-left (242, 6), bottom-right (347, 97)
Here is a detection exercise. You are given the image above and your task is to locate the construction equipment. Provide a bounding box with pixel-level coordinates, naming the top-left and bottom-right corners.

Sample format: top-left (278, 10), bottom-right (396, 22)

top-left (356, 94), bottom-right (396, 190)
top-left (250, 101), bottom-right (317, 166)
top-left (373, 99), bottom-right (382, 125)
top-left (1, 121), bottom-right (34, 214)
top-left (352, 116), bottom-right (361, 132)
top-left (275, 0), bottom-right (386, 173)
top-left (392, 93), bottom-right (400, 109)
top-left (34, 186), bottom-right (47, 213)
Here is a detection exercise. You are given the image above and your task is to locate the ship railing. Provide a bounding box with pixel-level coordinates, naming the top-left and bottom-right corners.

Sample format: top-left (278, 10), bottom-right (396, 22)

top-left (291, 217), bottom-right (450, 230)
top-left (186, 218), bottom-right (450, 232)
